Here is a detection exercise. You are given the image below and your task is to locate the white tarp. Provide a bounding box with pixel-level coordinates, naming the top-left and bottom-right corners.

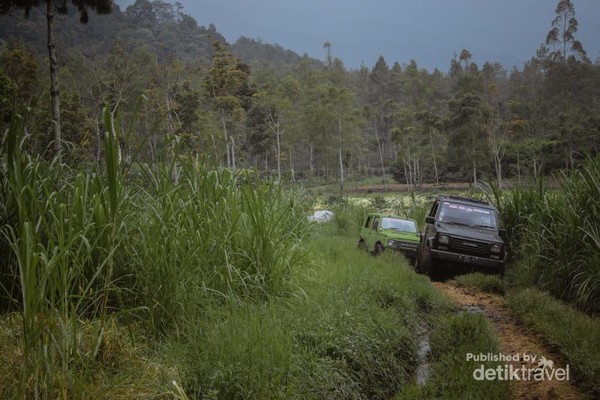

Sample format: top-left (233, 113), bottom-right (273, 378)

top-left (308, 210), bottom-right (334, 223)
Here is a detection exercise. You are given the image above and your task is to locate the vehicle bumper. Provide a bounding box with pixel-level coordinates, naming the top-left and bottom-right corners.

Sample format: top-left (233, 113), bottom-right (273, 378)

top-left (429, 248), bottom-right (505, 269)
top-left (387, 243), bottom-right (418, 259)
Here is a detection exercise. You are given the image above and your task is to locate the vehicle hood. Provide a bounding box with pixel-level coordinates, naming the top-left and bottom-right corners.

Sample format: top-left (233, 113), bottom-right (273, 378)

top-left (436, 223), bottom-right (503, 243)
top-left (379, 229), bottom-right (420, 242)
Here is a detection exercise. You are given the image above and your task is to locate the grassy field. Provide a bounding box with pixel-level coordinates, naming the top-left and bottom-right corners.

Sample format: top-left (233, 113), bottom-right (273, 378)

top-left (5, 108), bottom-right (598, 398)
top-left (0, 113), bottom-right (511, 398)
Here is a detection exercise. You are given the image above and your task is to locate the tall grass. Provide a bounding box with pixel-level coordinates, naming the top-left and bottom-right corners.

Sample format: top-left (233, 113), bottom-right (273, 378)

top-left (399, 312), bottom-right (510, 400)
top-left (1, 109), bottom-right (128, 397)
top-left (172, 235), bottom-right (449, 400)
top-left (490, 157), bottom-right (600, 314)
top-left (508, 288), bottom-right (600, 397)
top-left (331, 201), bottom-right (369, 235)
top-left (1, 108), bottom-right (313, 396)
top-left (127, 161), bottom-right (310, 335)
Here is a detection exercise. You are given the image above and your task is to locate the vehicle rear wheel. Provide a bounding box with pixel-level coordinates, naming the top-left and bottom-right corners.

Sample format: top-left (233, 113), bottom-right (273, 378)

top-left (357, 239), bottom-right (367, 252)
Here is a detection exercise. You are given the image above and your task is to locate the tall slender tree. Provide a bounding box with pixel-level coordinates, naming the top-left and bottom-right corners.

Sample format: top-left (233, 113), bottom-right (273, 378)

top-left (204, 41), bottom-right (254, 170)
top-left (545, 0), bottom-right (589, 63)
top-left (0, 0), bottom-right (113, 159)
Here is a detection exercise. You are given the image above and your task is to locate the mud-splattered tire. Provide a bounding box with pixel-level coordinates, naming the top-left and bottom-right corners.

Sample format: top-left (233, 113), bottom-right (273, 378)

top-left (418, 246), bottom-right (438, 280)
top-left (372, 242), bottom-right (384, 256)
top-left (357, 239), bottom-right (367, 252)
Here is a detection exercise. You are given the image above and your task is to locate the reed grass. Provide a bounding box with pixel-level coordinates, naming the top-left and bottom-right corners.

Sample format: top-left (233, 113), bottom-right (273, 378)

top-left (1, 108), bottom-right (130, 397)
top-left (483, 157), bottom-right (600, 314)
top-left (0, 107), bottom-right (312, 396)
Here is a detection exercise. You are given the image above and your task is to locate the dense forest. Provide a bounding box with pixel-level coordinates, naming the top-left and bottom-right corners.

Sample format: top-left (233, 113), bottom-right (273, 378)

top-left (1, 0), bottom-right (599, 187)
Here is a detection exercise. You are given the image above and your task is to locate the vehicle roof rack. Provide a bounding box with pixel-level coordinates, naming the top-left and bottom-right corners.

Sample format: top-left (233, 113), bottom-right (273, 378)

top-left (440, 195), bottom-right (490, 206)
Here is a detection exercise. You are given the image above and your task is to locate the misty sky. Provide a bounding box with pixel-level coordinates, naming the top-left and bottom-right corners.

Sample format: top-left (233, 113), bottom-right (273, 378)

top-left (118, 0), bottom-right (600, 71)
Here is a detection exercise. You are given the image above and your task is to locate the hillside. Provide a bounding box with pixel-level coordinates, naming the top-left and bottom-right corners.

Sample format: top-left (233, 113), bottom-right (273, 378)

top-left (0, 1), bottom-right (322, 70)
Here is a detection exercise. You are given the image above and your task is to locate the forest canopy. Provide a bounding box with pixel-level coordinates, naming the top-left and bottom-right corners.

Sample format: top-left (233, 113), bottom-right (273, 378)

top-left (1, 0), bottom-right (599, 185)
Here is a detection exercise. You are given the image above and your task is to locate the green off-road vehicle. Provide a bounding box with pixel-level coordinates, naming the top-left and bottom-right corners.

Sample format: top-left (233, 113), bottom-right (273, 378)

top-left (358, 213), bottom-right (420, 262)
top-left (416, 196), bottom-right (507, 278)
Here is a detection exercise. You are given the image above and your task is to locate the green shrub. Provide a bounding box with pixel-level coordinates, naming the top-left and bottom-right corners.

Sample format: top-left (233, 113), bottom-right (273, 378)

top-left (330, 202), bottom-right (368, 236)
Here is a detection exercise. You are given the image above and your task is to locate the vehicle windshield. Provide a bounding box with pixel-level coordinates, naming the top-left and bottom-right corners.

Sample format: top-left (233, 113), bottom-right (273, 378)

top-left (380, 217), bottom-right (417, 232)
top-left (438, 202), bottom-right (497, 229)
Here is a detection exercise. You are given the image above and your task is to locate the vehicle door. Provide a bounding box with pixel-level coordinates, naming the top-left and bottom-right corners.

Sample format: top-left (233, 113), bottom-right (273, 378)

top-left (424, 201), bottom-right (440, 247)
top-left (370, 216), bottom-right (381, 247)
top-left (362, 215), bottom-right (373, 248)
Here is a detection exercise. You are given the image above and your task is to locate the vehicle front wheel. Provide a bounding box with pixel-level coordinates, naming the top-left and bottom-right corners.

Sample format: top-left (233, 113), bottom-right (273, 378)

top-left (372, 242), bottom-right (384, 256)
top-left (418, 246), bottom-right (438, 279)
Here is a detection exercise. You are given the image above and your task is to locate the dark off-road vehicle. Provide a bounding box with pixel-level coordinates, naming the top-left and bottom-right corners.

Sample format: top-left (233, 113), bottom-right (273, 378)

top-left (416, 196), bottom-right (507, 278)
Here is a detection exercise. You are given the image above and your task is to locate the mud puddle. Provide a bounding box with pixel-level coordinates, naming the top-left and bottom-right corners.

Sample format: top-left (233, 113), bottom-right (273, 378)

top-left (414, 323), bottom-right (431, 386)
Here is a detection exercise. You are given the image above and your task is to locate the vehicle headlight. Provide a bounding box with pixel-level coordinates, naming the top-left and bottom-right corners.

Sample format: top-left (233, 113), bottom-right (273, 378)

top-left (388, 239), bottom-right (395, 246)
top-left (438, 234), bottom-right (449, 244)
top-left (491, 244), bottom-right (502, 253)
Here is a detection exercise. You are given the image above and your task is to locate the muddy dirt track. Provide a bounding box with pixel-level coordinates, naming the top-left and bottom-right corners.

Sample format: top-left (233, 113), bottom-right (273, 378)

top-left (433, 281), bottom-right (586, 400)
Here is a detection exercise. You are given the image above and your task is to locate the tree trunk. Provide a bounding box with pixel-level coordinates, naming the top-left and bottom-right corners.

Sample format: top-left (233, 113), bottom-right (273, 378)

top-left (276, 127), bottom-right (282, 182)
top-left (264, 150), bottom-right (268, 171)
top-left (309, 142), bottom-right (314, 182)
top-left (517, 151), bottom-right (522, 185)
top-left (47, 0), bottom-right (62, 159)
top-left (374, 128), bottom-right (387, 190)
top-left (429, 129), bottom-right (440, 185)
top-left (415, 158), bottom-right (421, 187)
top-left (338, 116), bottom-right (344, 194)
top-left (403, 159), bottom-right (410, 188)
top-left (231, 137), bottom-right (236, 171)
top-left (289, 147), bottom-right (295, 182)
top-left (471, 132), bottom-right (477, 185)
top-left (221, 112), bottom-right (230, 169)
top-left (165, 91), bottom-right (177, 165)
top-left (495, 153), bottom-right (502, 188)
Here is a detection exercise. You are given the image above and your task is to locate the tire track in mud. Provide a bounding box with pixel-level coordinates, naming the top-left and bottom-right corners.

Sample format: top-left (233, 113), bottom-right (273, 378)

top-left (433, 281), bottom-right (586, 400)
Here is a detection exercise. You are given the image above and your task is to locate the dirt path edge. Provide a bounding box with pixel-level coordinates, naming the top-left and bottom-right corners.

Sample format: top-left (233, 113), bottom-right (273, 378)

top-left (432, 281), bottom-right (586, 400)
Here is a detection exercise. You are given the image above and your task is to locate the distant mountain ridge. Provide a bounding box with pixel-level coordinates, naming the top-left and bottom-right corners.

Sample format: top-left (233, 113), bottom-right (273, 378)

top-left (0, 0), bottom-right (323, 70)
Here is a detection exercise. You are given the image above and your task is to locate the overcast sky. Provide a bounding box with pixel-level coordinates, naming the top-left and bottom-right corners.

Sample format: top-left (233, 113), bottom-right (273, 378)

top-left (118, 0), bottom-right (600, 71)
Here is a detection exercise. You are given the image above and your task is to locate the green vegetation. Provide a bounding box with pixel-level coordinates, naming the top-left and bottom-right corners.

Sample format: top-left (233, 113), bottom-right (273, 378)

top-left (508, 289), bottom-right (600, 397)
top-left (1, 1), bottom-right (599, 188)
top-left (0, 112), bottom-right (309, 397)
top-left (492, 156), bottom-right (600, 314)
top-left (1, 0), bottom-right (599, 398)
top-left (172, 236), bottom-right (444, 399)
top-left (399, 312), bottom-right (510, 400)
top-left (455, 273), bottom-right (506, 295)
top-left (1, 113), bottom-right (510, 398)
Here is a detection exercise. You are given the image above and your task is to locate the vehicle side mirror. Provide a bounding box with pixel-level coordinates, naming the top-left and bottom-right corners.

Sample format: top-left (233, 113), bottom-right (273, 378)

top-left (425, 216), bottom-right (435, 224)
